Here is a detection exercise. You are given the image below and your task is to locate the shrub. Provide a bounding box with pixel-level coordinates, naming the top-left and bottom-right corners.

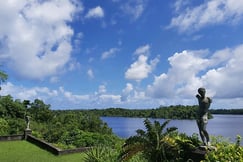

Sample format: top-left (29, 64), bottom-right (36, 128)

top-left (204, 135), bottom-right (243, 162)
top-left (84, 145), bottom-right (119, 162)
top-left (0, 118), bottom-right (9, 135)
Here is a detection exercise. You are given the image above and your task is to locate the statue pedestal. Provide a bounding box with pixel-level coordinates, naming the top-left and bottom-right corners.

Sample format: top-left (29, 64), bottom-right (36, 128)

top-left (24, 129), bottom-right (32, 140)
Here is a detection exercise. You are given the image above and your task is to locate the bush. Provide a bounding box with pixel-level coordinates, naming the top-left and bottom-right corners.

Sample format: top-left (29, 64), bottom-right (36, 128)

top-left (84, 145), bottom-right (119, 162)
top-left (204, 135), bottom-right (243, 162)
top-left (0, 118), bottom-right (9, 135)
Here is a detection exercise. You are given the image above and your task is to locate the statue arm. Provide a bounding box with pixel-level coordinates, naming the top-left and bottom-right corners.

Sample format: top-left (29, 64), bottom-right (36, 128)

top-left (196, 94), bottom-right (201, 100)
top-left (207, 97), bottom-right (212, 103)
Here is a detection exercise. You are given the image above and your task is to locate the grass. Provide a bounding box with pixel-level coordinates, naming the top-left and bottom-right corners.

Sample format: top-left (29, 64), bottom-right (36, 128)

top-left (0, 140), bottom-right (86, 162)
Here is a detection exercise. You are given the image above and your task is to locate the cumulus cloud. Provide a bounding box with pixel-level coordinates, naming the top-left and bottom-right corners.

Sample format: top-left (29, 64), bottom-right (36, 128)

top-left (147, 50), bottom-right (212, 99)
top-left (125, 55), bottom-right (159, 82)
top-left (168, 0), bottom-right (243, 32)
top-left (0, 0), bottom-right (82, 80)
top-left (125, 45), bottom-right (159, 82)
top-left (85, 6), bottom-right (104, 19)
top-left (147, 44), bottom-right (243, 107)
top-left (202, 44), bottom-right (243, 98)
top-left (101, 48), bottom-right (119, 60)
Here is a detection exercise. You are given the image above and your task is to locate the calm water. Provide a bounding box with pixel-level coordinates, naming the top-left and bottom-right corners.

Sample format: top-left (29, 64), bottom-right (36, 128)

top-left (101, 115), bottom-right (243, 143)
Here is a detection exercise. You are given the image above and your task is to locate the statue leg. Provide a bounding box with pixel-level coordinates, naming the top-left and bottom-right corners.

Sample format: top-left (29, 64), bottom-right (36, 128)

top-left (197, 120), bottom-right (207, 145)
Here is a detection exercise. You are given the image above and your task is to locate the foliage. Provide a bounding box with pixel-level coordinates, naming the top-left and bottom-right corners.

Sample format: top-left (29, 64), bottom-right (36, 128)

top-left (204, 135), bottom-right (243, 162)
top-left (84, 145), bottom-right (119, 162)
top-left (119, 119), bottom-right (201, 162)
top-left (173, 133), bottom-right (201, 161)
top-left (28, 99), bottom-right (53, 123)
top-left (84, 144), bottom-right (147, 162)
top-left (0, 95), bottom-right (116, 149)
top-left (0, 118), bottom-right (9, 135)
top-left (119, 119), bottom-right (179, 162)
top-left (0, 95), bottom-right (25, 118)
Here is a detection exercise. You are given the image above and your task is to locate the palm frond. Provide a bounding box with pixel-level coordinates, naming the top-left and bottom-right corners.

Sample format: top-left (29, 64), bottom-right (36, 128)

top-left (143, 118), bottom-right (153, 133)
top-left (160, 119), bottom-right (171, 131)
top-left (119, 143), bottom-right (144, 161)
top-left (136, 129), bottom-right (145, 136)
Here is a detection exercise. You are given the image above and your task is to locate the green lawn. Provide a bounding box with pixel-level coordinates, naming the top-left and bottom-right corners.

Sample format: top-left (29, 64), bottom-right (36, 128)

top-left (0, 141), bottom-right (85, 162)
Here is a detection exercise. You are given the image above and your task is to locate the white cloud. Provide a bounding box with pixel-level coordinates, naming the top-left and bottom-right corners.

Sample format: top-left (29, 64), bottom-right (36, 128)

top-left (134, 44), bottom-right (150, 56)
top-left (98, 85), bottom-right (107, 94)
top-left (147, 50), bottom-right (211, 99)
top-left (121, 83), bottom-right (134, 101)
top-left (121, 0), bottom-right (147, 20)
top-left (169, 0), bottom-right (243, 32)
top-left (87, 69), bottom-right (94, 79)
top-left (0, 83), bottom-right (91, 109)
top-left (2, 42), bottom-right (243, 109)
top-left (0, 0), bottom-right (82, 80)
top-left (91, 85), bottom-right (121, 107)
top-left (125, 45), bottom-right (159, 82)
top-left (85, 6), bottom-right (104, 19)
top-left (202, 44), bottom-right (243, 98)
top-left (0, 82), bottom-right (58, 101)
top-left (101, 48), bottom-right (119, 60)
top-left (147, 44), bottom-right (243, 109)
top-left (59, 86), bottom-right (89, 103)
top-left (125, 55), bottom-right (159, 82)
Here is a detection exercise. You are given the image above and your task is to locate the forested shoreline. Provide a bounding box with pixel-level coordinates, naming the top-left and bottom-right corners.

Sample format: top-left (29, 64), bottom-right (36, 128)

top-left (1, 94), bottom-right (243, 145)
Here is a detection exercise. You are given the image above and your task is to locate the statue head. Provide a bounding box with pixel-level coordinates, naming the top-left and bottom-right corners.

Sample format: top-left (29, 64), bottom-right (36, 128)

top-left (198, 87), bottom-right (206, 97)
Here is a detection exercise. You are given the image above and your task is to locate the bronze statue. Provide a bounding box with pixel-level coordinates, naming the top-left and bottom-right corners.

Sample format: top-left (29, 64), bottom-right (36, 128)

top-left (196, 87), bottom-right (212, 146)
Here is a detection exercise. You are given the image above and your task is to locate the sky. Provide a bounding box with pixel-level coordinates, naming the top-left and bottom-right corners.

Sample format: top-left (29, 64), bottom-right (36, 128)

top-left (1, 0), bottom-right (243, 110)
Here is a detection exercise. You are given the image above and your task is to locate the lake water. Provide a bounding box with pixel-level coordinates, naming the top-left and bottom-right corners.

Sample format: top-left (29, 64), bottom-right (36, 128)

top-left (101, 115), bottom-right (243, 144)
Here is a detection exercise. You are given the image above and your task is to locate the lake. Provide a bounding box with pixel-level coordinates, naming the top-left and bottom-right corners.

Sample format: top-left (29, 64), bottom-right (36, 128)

top-left (101, 114), bottom-right (243, 144)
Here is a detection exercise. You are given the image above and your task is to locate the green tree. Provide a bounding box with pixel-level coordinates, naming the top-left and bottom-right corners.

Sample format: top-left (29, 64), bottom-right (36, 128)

top-left (0, 118), bottom-right (9, 135)
top-left (119, 119), bottom-right (178, 162)
top-left (0, 95), bottom-right (25, 118)
top-left (29, 99), bottom-right (53, 123)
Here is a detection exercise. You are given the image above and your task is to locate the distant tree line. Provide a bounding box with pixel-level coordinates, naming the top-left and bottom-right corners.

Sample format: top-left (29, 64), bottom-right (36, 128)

top-left (210, 108), bottom-right (243, 115)
top-left (87, 105), bottom-right (207, 120)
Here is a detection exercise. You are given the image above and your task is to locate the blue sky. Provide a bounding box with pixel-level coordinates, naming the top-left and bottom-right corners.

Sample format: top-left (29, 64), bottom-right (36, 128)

top-left (1, 0), bottom-right (243, 109)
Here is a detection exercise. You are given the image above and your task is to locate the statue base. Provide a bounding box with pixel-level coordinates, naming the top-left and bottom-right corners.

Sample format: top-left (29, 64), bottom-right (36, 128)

top-left (24, 129), bottom-right (32, 140)
top-left (199, 145), bottom-right (217, 151)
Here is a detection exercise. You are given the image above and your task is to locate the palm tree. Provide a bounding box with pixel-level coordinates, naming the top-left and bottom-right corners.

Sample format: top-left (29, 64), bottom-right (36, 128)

top-left (119, 119), bottom-right (178, 162)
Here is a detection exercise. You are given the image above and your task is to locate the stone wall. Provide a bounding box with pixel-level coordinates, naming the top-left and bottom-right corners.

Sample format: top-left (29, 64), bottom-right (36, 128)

top-left (26, 134), bottom-right (90, 155)
top-left (0, 134), bottom-right (23, 141)
top-left (26, 135), bottom-right (61, 155)
top-left (0, 133), bottom-right (90, 155)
